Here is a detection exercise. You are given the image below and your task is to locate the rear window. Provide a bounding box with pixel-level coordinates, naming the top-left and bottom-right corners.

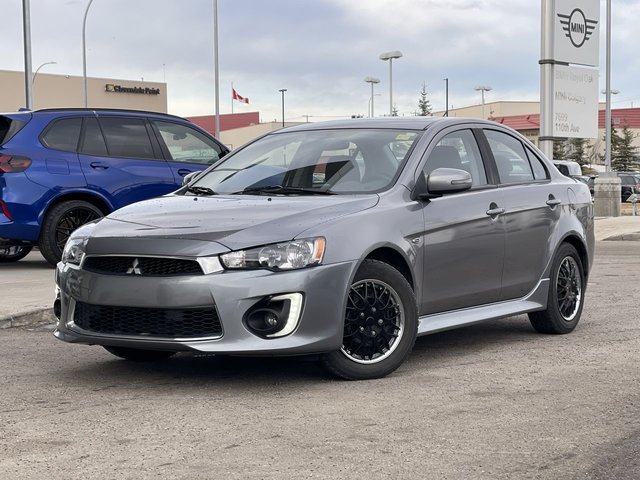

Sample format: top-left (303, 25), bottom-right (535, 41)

top-left (41, 118), bottom-right (82, 152)
top-left (0, 116), bottom-right (27, 145)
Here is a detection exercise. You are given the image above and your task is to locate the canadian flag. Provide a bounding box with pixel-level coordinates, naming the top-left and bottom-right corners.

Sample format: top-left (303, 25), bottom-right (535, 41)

top-left (232, 88), bottom-right (249, 104)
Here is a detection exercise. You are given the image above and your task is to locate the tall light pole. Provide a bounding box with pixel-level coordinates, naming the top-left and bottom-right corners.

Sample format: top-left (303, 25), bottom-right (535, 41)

top-left (213, 0), bottom-right (220, 138)
top-left (379, 50), bottom-right (403, 116)
top-left (82, 0), bottom-right (95, 108)
top-left (279, 89), bottom-right (287, 128)
top-left (474, 85), bottom-right (492, 119)
top-left (364, 76), bottom-right (380, 118)
top-left (604, 0), bottom-right (612, 172)
top-left (443, 78), bottom-right (449, 117)
top-left (22, 0), bottom-right (33, 110)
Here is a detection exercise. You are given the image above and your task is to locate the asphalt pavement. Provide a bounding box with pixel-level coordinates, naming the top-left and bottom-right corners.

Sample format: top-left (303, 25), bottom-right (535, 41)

top-left (0, 241), bottom-right (639, 479)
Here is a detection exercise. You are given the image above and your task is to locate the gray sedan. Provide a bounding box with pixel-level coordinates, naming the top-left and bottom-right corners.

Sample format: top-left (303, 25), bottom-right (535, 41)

top-left (54, 118), bottom-right (594, 380)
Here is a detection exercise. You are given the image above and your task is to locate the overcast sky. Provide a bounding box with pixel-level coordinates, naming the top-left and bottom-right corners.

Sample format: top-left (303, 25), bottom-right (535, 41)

top-left (3, 0), bottom-right (640, 122)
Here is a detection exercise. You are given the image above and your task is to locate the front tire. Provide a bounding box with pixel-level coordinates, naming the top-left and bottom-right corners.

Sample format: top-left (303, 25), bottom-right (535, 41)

top-left (103, 346), bottom-right (176, 362)
top-left (529, 243), bottom-right (585, 334)
top-left (39, 200), bottom-right (103, 266)
top-left (321, 260), bottom-right (418, 380)
top-left (0, 246), bottom-right (33, 263)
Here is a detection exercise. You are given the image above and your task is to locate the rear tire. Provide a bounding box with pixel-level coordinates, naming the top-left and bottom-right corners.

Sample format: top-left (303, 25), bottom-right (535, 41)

top-left (39, 200), bottom-right (103, 266)
top-left (103, 346), bottom-right (176, 362)
top-left (321, 259), bottom-right (418, 380)
top-left (529, 243), bottom-right (585, 334)
top-left (0, 246), bottom-right (33, 263)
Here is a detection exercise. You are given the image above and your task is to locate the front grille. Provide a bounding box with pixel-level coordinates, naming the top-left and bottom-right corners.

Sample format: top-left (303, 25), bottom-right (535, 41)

top-left (83, 256), bottom-right (203, 276)
top-left (73, 301), bottom-right (222, 339)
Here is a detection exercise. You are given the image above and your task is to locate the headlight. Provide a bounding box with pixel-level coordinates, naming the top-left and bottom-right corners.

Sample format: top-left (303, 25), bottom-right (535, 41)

top-left (220, 237), bottom-right (325, 270)
top-left (61, 237), bottom-right (87, 266)
top-left (60, 222), bottom-right (96, 266)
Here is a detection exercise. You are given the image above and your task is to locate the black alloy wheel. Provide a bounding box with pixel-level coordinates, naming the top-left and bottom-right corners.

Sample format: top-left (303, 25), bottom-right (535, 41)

top-left (529, 243), bottom-right (585, 334)
top-left (39, 200), bottom-right (103, 266)
top-left (322, 260), bottom-right (417, 380)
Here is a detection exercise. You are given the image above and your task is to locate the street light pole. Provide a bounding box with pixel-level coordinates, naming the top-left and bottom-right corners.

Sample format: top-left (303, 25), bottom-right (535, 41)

top-left (474, 85), bottom-right (492, 119)
top-left (33, 61), bottom-right (57, 84)
top-left (605, 0), bottom-right (612, 172)
top-left (279, 89), bottom-right (287, 128)
top-left (22, 0), bottom-right (33, 110)
top-left (379, 51), bottom-right (403, 116)
top-left (213, 0), bottom-right (220, 138)
top-left (364, 77), bottom-right (380, 118)
top-left (444, 78), bottom-right (449, 117)
top-left (82, 0), bottom-right (95, 108)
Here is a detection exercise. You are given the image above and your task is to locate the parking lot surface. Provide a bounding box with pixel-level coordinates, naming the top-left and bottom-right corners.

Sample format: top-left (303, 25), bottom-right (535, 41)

top-left (1, 241), bottom-right (639, 479)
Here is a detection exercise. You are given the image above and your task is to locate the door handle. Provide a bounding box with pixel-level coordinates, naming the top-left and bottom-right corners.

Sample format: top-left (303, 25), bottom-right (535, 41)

top-left (486, 207), bottom-right (505, 216)
top-left (177, 169), bottom-right (192, 177)
top-left (546, 197), bottom-right (561, 207)
top-left (89, 162), bottom-right (109, 170)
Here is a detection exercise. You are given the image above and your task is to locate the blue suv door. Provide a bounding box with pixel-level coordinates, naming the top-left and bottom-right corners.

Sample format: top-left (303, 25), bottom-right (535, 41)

top-left (78, 115), bottom-right (175, 210)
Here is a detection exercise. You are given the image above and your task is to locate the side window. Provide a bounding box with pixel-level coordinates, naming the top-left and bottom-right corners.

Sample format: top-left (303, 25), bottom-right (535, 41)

top-left (41, 118), bottom-right (82, 152)
top-left (99, 117), bottom-right (155, 159)
top-left (424, 129), bottom-right (487, 186)
top-left (526, 149), bottom-right (549, 180)
top-left (153, 121), bottom-right (222, 165)
top-left (80, 117), bottom-right (108, 157)
top-left (485, 129), bottom-right (534, 184)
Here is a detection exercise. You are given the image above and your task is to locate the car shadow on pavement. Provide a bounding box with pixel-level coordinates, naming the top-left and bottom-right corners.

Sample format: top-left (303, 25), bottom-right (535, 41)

top-left (55, 315), bottom-right (542, 386)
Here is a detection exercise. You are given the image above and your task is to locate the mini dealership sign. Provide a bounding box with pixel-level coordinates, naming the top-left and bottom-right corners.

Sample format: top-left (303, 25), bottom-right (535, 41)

top-left (552, 64), bottom-right (599, 138)
top-left (105, 84), bottom-right (160, 95)
top-left (540, 0), bottom-right (600, 155)
top-left (553, 0), bottom-right (600, 66)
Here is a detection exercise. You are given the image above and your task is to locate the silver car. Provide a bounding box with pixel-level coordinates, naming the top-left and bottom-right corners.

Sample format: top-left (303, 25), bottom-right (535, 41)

top-left (54, 118), bottom-right (594, 380)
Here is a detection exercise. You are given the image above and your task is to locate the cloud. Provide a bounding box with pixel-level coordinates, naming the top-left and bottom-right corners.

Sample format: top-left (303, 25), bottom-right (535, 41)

top-left (3, 0), bottom-right (640, 120)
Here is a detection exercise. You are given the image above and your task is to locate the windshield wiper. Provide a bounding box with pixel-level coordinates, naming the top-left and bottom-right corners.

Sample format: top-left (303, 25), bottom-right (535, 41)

top-left (231, 185), bottom-right (336, 195)
top-left (186, 185), bottom-right (218, 196)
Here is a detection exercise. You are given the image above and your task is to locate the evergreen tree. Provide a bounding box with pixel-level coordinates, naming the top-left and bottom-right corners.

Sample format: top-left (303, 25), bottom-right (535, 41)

top-left (417, 83), bottom-right (432, 116)
top-left (391, 105), bottom-right (399, 117)
top-left (553, 140), bottom-right (567, 160)
top-left (566, 138), bottom-right (589, 166)
top-left (612, 124), bottom-right (639, 171)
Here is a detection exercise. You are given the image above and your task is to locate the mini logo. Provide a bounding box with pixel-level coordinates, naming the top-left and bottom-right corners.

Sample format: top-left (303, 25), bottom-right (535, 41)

top-left (105, 84), bottom-right (115, 92)
top-left (558, 8), bottom-right (598, 48)
top-left (126, 258), bottom-right (142, 275)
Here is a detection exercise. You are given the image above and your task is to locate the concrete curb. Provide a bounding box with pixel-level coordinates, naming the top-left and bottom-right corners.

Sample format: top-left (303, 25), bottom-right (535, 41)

top-left (604, 233), bottom-right (640, 241)
top-left (0, 308), bottom-right (55, 330)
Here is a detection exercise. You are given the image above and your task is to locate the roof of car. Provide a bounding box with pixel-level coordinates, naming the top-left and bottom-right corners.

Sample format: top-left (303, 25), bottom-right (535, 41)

top-left (28, 108), bottom-right (185, 120)
top-left (274, 117), bottom-right (512, 133)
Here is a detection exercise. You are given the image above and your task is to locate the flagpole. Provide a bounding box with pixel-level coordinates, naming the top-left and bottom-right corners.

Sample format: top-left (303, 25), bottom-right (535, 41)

top-left (231, 81), bottom-right (234, 114)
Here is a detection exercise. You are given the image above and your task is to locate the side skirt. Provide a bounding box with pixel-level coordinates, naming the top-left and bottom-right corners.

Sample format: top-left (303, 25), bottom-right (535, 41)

top-left (417, 279), bottom-right (550, 336)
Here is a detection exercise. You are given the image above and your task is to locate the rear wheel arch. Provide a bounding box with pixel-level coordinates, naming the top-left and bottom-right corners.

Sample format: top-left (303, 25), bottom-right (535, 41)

top-left (42, 192), bottom-right (111, 221)
top-left (559, 234), bottom-right (590, 280)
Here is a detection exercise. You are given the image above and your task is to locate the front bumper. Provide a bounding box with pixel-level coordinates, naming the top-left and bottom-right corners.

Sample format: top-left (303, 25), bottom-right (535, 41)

top-left (54, 259), bottom-right (356, 355)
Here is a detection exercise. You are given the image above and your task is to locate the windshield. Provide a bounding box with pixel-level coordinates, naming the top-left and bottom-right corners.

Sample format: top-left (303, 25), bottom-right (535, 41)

top-left (189, 128), bottom-right (420, 195)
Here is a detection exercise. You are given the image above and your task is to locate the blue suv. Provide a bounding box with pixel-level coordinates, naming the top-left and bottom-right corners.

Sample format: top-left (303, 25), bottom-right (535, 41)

top-left (0, 109), bottom-right (228, 265)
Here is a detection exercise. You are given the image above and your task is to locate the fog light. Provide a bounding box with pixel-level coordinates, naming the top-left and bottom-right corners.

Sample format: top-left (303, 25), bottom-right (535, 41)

top-left (243, 293), bottom-right (304, 338)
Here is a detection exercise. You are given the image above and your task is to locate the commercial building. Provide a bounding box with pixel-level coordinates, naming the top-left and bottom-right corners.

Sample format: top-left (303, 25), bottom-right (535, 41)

top-left (0, 69), bottom-right (167, 113)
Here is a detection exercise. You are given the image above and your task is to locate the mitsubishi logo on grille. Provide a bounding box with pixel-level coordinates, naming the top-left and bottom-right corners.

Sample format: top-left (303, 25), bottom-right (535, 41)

top-left (126, 258), bottom-right (143, 275)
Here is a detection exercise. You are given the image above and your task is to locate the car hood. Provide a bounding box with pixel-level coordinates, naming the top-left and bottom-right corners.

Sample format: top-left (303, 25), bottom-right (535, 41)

top-left (88, 194), bottom-right (379, 252)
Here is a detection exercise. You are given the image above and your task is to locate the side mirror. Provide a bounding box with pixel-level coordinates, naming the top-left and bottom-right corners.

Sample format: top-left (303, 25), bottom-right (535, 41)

top-left (412, 168), bottom-right (472, 201)
top-left (182, 170), bottom-right (204, 186)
